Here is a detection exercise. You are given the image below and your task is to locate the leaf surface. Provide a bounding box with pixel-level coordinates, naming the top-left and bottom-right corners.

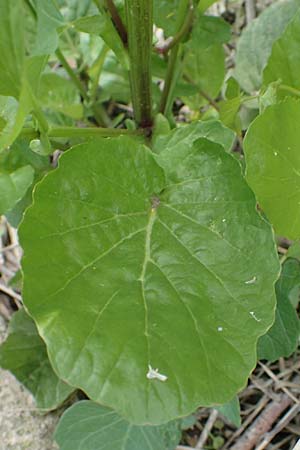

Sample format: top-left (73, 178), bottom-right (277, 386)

top-left (153, 120), bottom-right (235, 154)
top-left (33, 0), bottom-right (64, 55)
top-left (0, 139), bottom-right (51, 225)
top-left (54, 400), bottom-right (181, 450)
top-left (0, 0), bottom-right (25, 97)
top-left (234, 0), bottom-right (300, 92)
top-left (244, 98), bottom-right (300, 239)
top-left (0, 166), bottom-right (34, 215)
top-left (263, 9), bottom-right (300, 93)
top-left (0, 309), bottom-right (74, 409)
top-left (20, 136), bottom-right (279, 424)
top-left (258, 258), bottom-right (300, 361)
top-left (73, 12), bottom-right (128, 69)
top-left (153, 0), bottom-right (181, 36)
top-left (216, 397), bottom-right (241, 428)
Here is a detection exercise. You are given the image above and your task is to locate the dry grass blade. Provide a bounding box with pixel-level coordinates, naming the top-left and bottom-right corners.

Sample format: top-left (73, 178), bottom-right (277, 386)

top-left (195, 409), bottom-right (219, 449)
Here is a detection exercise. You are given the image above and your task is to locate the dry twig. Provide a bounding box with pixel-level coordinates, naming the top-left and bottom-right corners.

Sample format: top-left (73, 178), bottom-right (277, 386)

top-left (195, 409), bottom-right (219, 449)
top-left (230, 394), bottom-right (293, 450)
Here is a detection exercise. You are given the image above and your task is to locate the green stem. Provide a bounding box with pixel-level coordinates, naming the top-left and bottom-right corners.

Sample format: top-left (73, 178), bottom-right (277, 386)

top-left (105, 0), bottom-right (128, 45)
top-left (159, 46), bottom-right (181, 115)
top-left (159, 0), bottom-right (194, 115)
top-left (279, 84), bottom-right (300, 98)
top-left (90, 46), bottom-right (109, 103)
top-left (93, 0), bottom-right (128, 45)
top-left (125, 0), bottom-right (153, 128)
top-left (55, 48), bottom-right (88, 102)
top-left (30, 96), bottom-right (49, 133)
top-left (19, 126), bottom-right (142, 139)
top-left (158, 2), bottom-right (195, 54)
top-left (56, 48), bottom-right (111, 127)
top-left (183, 75), bottom-right (220, 111)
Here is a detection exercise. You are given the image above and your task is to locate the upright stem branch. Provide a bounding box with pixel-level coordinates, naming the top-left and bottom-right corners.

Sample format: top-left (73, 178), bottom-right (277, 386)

top-left (125, 0), bottom-right (153, 128)
top-left (159, 46), bottom-right (180, 115)
top-left (159, 0), bottom-right (194, 115)
top-left (93, 0), bottom-right (128, 46)
top-left (55, 48), bottom-right (88, 102)
top-left (158, 3), bottom-right (194, 54)
top-left (106, 0), bottom-right (128, 45)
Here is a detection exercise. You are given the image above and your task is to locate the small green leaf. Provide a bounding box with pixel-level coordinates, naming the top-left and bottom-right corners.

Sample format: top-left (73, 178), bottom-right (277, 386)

top-left (54, 400), bottom-right (181, 450)
top-left (259, 81), bottom-right (280, 113)
top-left (0, 96), bottom-right (19, 149)
top-left (198, 0), bottom-right (218, 13)
top-left (216, 397), bottom-right (241, 428)
top-left (0, 165), bottom-right (34, 215)
top-left (38, 73), bottom-right (83, 120)
top-left (62, 0), bottom-right (93, 21)
top-left (33, 0), bottom-right (64, 55)
top-left (218, 97), bottom-right (242, 133)
top-left (234, 0), bottom-right (300, 93)
top-left (263, 9), bottom-right (300, 95)
top-left (258, 259), bottom-right (300, 361)
top-left (0, 309), bottom-right (74, 410)
top-left (0, 139), bottom-right (51, 225)
top-left (287, 242), bottom-right (300, 262)
top-left (153, 0), bottom-right (180, 36)
top-left (72, 14), bottom-right (105, 34)
top-left (183, 45), bottom-right (225, 109)
top-left (73, 13), bottom-right (129, 69)
top-left (153, 120), bottom-right (235, 155)
top-left (191, 15), bottom-right (231, 48)
top-left (0, 53), bottom-right (47, 151)
top-left (20, 135), bottom-right (279, 424)
top-left (225, 77), bottom-right (241, 100)
top-left (182, 15), bottom-right (230, 108)
top-left (244, 97), bottom-right (300, 239)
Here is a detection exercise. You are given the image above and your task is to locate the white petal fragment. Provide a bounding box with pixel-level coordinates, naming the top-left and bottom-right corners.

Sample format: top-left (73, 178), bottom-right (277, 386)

top-left (146, 365), bottom-right (168, 382)
top-left (250, 311), bottom-right (261, 322)
top-left (245, 276), bottom-right (257, 285)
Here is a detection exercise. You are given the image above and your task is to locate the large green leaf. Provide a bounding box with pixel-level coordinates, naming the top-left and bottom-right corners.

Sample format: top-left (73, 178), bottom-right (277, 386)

top-left (20, 136), bottom-right (279, 424)
top-left (0, 309), bottom-right (74, 409)
top-left (0, 0), bottom-right (25, 97)
top-left (234, 0), bottom-right (300, 93)
top-left (263, 9), bottom-right (300, 94)
top-left (258, 258), bottom-right (300, 361)
top-left (244, 98), bottom-right (300, 239)
top-left (54, 400), bottom-right (181, 450)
